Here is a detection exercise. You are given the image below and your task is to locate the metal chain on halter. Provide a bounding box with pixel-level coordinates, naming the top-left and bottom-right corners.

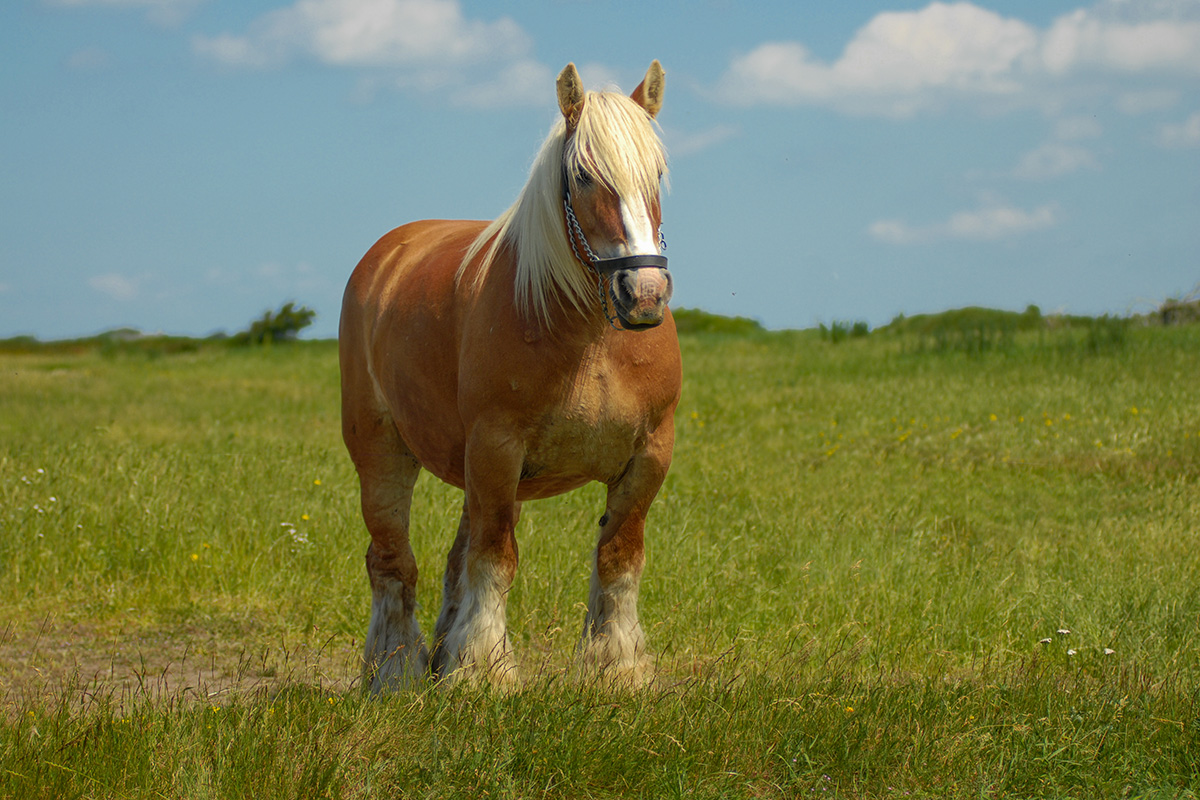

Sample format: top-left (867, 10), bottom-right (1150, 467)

top-left (563, 183), bottom-right (667, 330)
top-left (562, 191), bottom-right (602, 268)
top-left (563, 188), bottom-right (621, 328)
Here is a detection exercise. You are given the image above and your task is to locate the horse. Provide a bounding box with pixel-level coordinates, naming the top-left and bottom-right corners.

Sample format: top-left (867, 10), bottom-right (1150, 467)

top-left (339, 61), bottom-right (680, 690)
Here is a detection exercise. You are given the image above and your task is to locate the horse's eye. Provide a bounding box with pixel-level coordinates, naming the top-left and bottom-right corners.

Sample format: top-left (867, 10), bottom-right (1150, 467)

top-left (574, 168), bottom-right (594, 188)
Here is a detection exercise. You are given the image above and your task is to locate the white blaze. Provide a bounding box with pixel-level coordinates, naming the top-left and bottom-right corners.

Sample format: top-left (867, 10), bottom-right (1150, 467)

top-left (614, 194), bottom-right (659, 258)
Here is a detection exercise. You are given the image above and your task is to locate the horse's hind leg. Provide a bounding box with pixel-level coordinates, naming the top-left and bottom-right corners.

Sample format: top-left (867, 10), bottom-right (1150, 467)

top-left (345, 410), bottom-right (429, 692)
top-left (429, 503), bottom-right (470, 678)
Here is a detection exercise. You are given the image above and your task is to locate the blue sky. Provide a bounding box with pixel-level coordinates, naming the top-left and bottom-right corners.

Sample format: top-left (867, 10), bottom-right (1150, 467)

top-left (2, 0), bottom-right (1198, 339)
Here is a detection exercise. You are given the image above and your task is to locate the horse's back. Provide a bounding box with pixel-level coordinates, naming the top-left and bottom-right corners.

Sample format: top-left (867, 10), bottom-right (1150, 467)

top-left (342, 219), bottom-right (485, 325)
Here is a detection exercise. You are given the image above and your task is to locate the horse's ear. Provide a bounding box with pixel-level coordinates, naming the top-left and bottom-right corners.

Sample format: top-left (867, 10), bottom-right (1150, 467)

top-left (631, 60), bottom-right (665, 118)
top-left (557, 63), bottom-right (585, 129)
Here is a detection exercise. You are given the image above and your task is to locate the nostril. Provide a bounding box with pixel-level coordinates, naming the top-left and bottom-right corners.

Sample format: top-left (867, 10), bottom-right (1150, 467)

top-left (615, 272), bottom-right (638, 305)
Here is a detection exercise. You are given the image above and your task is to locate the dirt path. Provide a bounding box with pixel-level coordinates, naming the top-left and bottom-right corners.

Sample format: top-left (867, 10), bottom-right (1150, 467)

top-left (0, 617), bottom-right (362, 713)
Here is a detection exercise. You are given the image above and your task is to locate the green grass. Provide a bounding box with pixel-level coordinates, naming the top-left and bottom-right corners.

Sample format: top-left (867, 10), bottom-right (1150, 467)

top-left (2, 324), bottom-right (1199, 798)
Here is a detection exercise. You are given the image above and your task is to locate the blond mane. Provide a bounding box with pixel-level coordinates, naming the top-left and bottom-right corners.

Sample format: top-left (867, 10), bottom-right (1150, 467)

top-left (459, 90), bottom-right (668, 326)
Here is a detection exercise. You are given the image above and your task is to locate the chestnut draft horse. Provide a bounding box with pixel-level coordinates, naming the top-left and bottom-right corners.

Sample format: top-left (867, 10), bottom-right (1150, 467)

top-left (339, 61), bottom-right (680, 690)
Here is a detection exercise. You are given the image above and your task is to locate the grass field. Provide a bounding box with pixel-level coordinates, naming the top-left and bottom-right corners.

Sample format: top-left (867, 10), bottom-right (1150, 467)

top-left (2, 318), bottom-right (1199, 798)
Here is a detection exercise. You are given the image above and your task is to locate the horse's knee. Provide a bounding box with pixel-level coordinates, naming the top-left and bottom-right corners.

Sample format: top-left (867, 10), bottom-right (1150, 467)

top-left (595, 515), bottom-right (645, 587)
top-left (365, 544), bottom-right (419, 599)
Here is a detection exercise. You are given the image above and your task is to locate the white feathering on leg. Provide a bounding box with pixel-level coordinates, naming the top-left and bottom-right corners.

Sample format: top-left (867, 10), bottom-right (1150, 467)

top-left (440, 557), bottom-right (516, 684)
top-left (581, 561), bottom-right (646, 685)
top-left (363, 577), bottom-right (428, 693)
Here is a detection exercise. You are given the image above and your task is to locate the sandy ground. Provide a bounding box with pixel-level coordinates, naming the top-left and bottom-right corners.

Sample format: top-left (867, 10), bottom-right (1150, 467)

top-left (0, 617), bottom-right (363, 713)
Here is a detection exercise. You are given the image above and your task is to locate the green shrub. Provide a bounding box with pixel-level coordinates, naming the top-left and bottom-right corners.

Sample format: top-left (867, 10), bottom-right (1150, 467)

top-left (671, 307), bottom-right (764, 336)
top-left (232, 302), bottom-right (316, 346)
top-left (818, 320), bottom-right (869, 344)
top-left (1157, 293), bottom-right (1200, 326)
top-left (1077, 314), bottom-right (1129, 355)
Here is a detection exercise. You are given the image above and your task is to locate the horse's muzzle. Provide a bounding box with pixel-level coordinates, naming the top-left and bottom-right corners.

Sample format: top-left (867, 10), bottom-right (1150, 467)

top-left (609, 266), bottom-right (673, 330)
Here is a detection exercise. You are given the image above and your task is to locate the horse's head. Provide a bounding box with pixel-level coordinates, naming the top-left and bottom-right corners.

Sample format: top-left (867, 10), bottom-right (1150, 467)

top-left (557, 61), bottom-right (672, 331)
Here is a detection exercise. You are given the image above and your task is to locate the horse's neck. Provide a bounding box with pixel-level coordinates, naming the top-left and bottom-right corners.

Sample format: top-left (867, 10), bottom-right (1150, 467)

top-left (522, 288), bottom-right (612, 345)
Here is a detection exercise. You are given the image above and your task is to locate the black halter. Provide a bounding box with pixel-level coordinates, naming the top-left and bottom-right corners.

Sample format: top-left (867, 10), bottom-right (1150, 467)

top-left (561, 168), bottom-right (668, 277)
top-left (561, 165), bottom-right (669, 330)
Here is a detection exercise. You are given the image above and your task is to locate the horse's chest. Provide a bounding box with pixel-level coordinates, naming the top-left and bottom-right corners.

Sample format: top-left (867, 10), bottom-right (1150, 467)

top-left (522, 369), bottom-right (650, 484)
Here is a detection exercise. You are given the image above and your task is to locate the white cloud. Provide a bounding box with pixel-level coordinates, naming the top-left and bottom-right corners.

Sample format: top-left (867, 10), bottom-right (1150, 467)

top-left (1013, 142), bottom-right (1098, 179)
top-left (1157, 110), bottom-right (1200, 147)
top-left (1040, 10), bottom-right (1200, 74)
top-left (192, 0), bottom-right (552, 106)
top-left (1089, 0), bottom-right (1200, 24)
top-left (89, 273), bottom-right (139, 301)
top-left (870, 202), bottom-right (1057, 243)
top-left (1008, 115), bottom-right (1102, 180)
top-left (715, 1), bottom-right (1200, 115)
top-left (193, 0), bottom-right (528, 69)
top-left (716, 3), bottom-right (1038, 115)
top-left (715, 3), bottom-right (1036, 115)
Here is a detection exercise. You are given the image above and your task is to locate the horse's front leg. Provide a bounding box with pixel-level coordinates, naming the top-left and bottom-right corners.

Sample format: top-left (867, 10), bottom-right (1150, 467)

top-left (581, 424), bottom-right (674, 685)
top-left (437, 428), bottom-right (523, 684)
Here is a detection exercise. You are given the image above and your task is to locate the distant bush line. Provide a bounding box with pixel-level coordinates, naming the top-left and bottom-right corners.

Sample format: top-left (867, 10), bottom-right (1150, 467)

top-left (670, 307), bottom-right (765, 336)
top-left (878, 305), bottom-right (1133, 357)
top-left (1, 303), bottom-right (316, 357)
top-left (811, 290), bottom-right (1200, 357)
top-left (3, 294), bottom-right (1198, 357)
